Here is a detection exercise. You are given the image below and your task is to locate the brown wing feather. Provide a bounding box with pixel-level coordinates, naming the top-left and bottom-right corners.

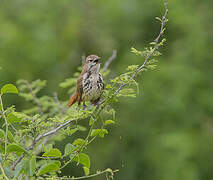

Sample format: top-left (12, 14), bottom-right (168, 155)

top-left (76, 75), bottom-right (83, 105)
top-left (68, 62), bottom-right (87, 107)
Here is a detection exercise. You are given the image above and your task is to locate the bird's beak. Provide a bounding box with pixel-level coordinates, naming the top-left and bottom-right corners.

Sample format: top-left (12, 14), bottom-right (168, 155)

top-left (94, 58), bottom-right (101, 64)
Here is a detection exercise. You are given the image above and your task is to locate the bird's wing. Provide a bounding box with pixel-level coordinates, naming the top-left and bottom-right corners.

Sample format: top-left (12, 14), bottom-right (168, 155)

top-left (77, 75), bottom-right (83, 104)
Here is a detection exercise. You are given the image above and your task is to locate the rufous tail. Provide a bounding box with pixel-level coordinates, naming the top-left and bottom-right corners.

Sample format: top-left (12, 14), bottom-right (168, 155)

top-left (68, 92), bottom-right (78, 107)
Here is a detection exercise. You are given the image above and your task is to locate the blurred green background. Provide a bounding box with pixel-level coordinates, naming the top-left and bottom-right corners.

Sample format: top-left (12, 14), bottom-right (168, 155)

top-left (1, 0), bottom-right (213, 179)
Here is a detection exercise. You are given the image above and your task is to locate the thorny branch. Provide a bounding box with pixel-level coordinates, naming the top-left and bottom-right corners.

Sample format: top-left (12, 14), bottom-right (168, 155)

top-left (11, 3), bottom-right (168, 174)
top-left (99, 2), bottom-right (168, 105)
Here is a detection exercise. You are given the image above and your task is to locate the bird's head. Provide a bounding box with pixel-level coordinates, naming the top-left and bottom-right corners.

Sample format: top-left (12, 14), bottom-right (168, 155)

top-left (85, 55), bottom-right (101, 73)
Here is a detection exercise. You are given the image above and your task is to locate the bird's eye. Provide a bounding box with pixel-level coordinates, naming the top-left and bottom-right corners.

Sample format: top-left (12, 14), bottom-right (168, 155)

top-left (89, 60), bottom-right (93, 62)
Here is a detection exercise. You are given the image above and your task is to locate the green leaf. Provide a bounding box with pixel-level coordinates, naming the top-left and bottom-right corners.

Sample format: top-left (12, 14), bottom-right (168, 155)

top-left (14, 160), bottom-right (24, 179)
top-left (43, 144), bottom-right (53, 152)
top-left (37, 161), bottom-right (61, 176)
top-left (155, 16), bottom-right (162, 22)
top-left (29, 156), bottom-right (36, 176)
top-left (1, 84), bottom-right (18, 95)
top-left (105, 120), bottom-right (115, 125)
top-left (0, 104), bottom-right (2, 110)
top-left (7, 130), bottom-right (14, 142)
top-left (0, 145), bottom-right (4, 153)
top-left (89, 117), bottom-right (95, 126)
top-left (73, 138), bottom-right (85, 146)
top-left (0, 129), bottom-right (5, 139)
top-left (7, 144), bottom-right (28, 156)
top-left (20, 157), bottom-right (36, 177)
top-left (91, 129), bottom-right (108, 138)
top-left (73, 153), bottom-right (90, 169)
top-left (64, 143), bottom-right (76, 156)
top-left (83, 167), bottom-right (90, 176)
top-left (6, 112), bottom-right (22, 123)
top-left (42, 148), bottom-right (61, 158)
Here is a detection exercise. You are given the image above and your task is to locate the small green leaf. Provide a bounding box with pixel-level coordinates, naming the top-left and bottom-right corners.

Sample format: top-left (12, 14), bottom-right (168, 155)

top-left (73, 153), bottom-right (90, 169)
top-left (0, 145), bottom-right (4, 153)
top-left (29, 156), bottom-right (36, 176)
top-left (0, 104), bottom-right (2, 110)
top-left (105, 120), bottom-right (115, 125)
top-left (0, 129), bottom-right (5, 139)
top-left (20, 157), bottom-right (36, 177)
top-left (7, 144), bottom-right (28, 156)
top-left (42, 148), bottom-right (61, 158)
top-left (37, 161), bottom-right (61, 176)
top-left (14, 160), bottom-right (24, 178)
top-left (89, 118), bottom-right (94, 126)
top-left (43, 144), bottom-right (53, 152)
top-left (7, 130), bottom-right (14, 142)
top-left (6, 112), bottom-right (22, 123)
top-left (64, 143), bottom-right (76, 156)
top-left (1, 84), bottom-right (18, 95)
top-left (90, 129), bottom-right (108, 138)
top-left (73, 138), bottom-right (85, 146)
top-left (83, 167), bottom-right (90, 176)
top-left (155, 17), bottom-right (162, 22)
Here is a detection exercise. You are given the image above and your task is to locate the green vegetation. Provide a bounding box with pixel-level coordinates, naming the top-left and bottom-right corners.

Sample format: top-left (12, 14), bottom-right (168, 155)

top-left (0, 0), bottom-right (213, 179)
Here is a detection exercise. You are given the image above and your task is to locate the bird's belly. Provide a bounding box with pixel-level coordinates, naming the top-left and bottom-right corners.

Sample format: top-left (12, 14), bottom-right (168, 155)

top-left (82, 74), bottom-right (103, 101)
top-left (83, 84), bottom-right (102, 101)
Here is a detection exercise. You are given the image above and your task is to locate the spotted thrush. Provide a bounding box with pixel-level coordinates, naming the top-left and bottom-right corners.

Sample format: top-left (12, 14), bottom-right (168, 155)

top-left (68, 55), bottom-right (104, 108)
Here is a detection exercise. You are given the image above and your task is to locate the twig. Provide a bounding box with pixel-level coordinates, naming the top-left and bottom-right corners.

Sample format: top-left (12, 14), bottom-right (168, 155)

top-left (102, 50), bottom-right (117, 72)
top-left (0, 163), bottom-right (10, 180)
top-left (60, 169), bottom-right (119, 180)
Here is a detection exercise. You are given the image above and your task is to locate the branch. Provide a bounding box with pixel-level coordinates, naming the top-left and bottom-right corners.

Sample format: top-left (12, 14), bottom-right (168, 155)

top-left (60, 169), bottom-right (119, 180)
top-left (99, 3), bottom-right (168, 105)
top-left (102, 50), bottom-right (117, 72)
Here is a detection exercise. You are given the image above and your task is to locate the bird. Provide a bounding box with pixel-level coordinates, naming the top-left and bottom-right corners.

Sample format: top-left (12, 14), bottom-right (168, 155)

top-left (68, 55), bottom-right (104, 109)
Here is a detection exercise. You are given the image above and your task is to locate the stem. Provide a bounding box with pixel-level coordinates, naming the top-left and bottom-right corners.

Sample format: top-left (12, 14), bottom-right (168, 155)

top-left (0, 94), bottom-right (8, 161)
top-left (60, 169), bottom-right (119, 180)
top-left (0, 163), bottom-right (10, 180)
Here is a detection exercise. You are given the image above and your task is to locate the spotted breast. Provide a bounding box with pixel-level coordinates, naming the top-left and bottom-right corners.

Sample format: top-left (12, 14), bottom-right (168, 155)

top-left (82, 72), bottom-right (104, 104)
